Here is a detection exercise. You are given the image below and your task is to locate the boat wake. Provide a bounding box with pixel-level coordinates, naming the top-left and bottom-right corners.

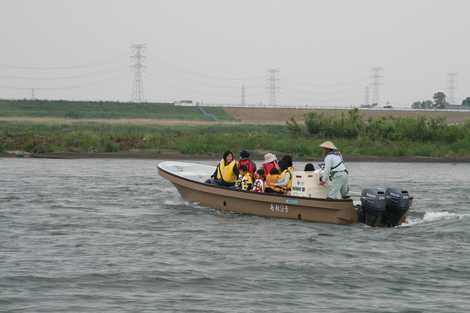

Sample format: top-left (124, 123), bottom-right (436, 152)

top-left (163, 199), bottom-right (186, 206)
top-left (401, 211), bottom-right (469, 227)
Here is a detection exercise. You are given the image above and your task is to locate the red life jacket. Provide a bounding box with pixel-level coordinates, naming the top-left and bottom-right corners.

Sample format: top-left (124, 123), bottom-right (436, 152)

top-left (263, 162), bottom-right (276, 178)
top-left (238, 159), bottom-right (255, 175)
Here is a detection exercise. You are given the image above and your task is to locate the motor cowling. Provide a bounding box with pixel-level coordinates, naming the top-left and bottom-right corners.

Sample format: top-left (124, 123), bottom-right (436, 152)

top-left (382, 188), bottom-right (412, 227)
top-left (358, 187), bottom-right (412, 227)
top-left (359, 187), bottom-right (386, 226)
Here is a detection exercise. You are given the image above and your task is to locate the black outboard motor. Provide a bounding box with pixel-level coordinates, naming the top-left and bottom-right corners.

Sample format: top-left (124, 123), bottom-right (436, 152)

top-left (358, 187), bottom-right (412, 227)
top-left (382, 188), bottom-right (412, 227)
top-left (359, 187), bottom-right (386, 227)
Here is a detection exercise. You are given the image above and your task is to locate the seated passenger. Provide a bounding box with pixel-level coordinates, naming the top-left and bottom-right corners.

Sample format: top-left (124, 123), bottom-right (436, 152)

top-left (265, 168), bottom-right (284, 193)
top-left (238, 150), bottom-right (257, 176)
top-left (210, 150), bottom-right (239, 187)
top-left (236, 165), bottom-right (253, 191)
top-left (252, 169), bottom-right (265, 193)
top-left (262, 153), bottom-right (279, 180)
top-left (304, 163), bottom-right (315, 171)
top-left (280, 155), bottom-right (294, 173)
top-left (275, 157), bottom-right (294, 193)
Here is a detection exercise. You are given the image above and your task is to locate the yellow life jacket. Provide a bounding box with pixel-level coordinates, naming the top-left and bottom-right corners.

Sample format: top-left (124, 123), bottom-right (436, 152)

top-left (265, 173), bottom-right (285, 193)
top-left (282, 167), bottom-right (294, 191)
top-left (216, 159), bottom-right (238, 183)
top-left (240, 173), bottom-right (253, 191)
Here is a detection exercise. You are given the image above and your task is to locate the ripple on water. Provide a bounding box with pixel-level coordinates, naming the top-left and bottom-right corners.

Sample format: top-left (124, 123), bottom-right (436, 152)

top-left (1, 159), bottom-right (470, 313)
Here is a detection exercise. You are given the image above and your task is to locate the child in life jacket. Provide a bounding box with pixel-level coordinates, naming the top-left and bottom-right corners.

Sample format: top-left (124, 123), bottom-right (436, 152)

top-left (238, 150), bottom-right (256, 176)
top-left (252, 169), bottom-right (265, 193)
top-left (265, 167), bottom-right (285, 193)
top-left (236, 165), bottom-right (253, 191)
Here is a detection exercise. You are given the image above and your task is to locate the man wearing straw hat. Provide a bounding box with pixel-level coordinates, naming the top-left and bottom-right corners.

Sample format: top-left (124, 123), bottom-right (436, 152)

top-left (319, 141), bottom-right (349, 199)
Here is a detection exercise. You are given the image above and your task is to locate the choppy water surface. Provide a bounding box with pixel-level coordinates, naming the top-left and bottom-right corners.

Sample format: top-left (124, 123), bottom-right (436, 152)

top-left (1, 159), bottom-right (470, 313)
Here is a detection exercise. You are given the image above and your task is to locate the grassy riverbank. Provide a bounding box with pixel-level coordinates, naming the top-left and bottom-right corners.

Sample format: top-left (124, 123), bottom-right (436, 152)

top-left (1, 121), bottom-right (470, 160)
top-left (0, 99), bottom-right (233, 121)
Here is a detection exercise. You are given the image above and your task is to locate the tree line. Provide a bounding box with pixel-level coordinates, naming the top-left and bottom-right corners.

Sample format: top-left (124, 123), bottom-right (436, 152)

top-left (411, 91), bottom-right (470, 109)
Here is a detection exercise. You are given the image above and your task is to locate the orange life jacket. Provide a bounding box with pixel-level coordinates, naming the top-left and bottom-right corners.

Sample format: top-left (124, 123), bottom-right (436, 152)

top-left (265, 173), bottom-right (286, 193)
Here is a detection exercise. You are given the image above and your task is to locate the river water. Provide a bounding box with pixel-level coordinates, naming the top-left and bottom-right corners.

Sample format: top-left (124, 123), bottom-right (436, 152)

top-left (1, 159), bottom-right (469, 313)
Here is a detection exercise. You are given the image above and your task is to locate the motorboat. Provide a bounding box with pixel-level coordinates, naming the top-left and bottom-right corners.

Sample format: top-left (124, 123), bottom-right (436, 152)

top-left (158, 161), bottom-right (412, 227)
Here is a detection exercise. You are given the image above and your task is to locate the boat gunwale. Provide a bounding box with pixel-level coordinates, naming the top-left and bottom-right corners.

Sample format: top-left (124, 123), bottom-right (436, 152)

top-left (158, 162), bottom-right (353, 204)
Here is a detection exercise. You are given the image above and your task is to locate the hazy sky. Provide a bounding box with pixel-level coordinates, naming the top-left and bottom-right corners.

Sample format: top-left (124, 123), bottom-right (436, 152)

top-left (0, 0), bottom-right (469, 107)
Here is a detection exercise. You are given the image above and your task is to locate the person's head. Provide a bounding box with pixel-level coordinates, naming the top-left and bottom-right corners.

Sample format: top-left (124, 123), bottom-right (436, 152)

top-left (280, 155), bottom-right (293, 170)
top-left (263, 153), bottom-right (277, 164)
top-left (223, 150), bottom-right (234, 164)
top-left (255, 168), bottom-right (264, 179)
top-left (304, 163), bottom-right (315, 171)
top-left (278, 159), bottom-right (287, 171)
top-left (270, 167), bottom-right (280, 175)
top-left (239, 165), bottom-right (248, 175)
top-left (319, 141), bottom-right (337, 156)
top-left (239, 150), bottom-right (250, 159)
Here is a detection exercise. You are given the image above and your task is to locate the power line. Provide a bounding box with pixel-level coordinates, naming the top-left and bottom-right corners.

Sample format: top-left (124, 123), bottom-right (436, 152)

top-left (163, 67), bottom-right (265, 82)
top-left (0, 84), bottom-right (95, 91)
top-left (284, 79), bottom-right (362, 89)
top-left (0, 61), bottom-right (121, 70)
top-left (159, 75), bottom-right (265, 90)
top-left (0, 69), bottom-right (123, 81)
top-left (284, 85), bottom-right (359, 95)
top-left (287, 93), bottom-right (358, 102)
top-left (0, 84), bottom-right (86, 90)
top-left (130, 44), bottom-right (146, 102)
top-left (0, 74), bottom-right (124, 91)
top-left (152, 55), bottom-right (265, 81)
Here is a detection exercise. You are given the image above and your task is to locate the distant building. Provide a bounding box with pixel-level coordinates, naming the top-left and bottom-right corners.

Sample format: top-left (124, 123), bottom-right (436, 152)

top-left (360, 103), bottom-right (378, 109)
top-left (174, 100), bottom-right (195, 106)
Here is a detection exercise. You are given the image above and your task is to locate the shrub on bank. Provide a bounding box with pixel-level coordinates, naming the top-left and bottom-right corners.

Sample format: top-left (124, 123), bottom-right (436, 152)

top-left (1, 119), bottom-right (470, 158)
top-left (304, 109), bottom-right (363, 138)
top-left (302, 109), bottom-right (469, 143)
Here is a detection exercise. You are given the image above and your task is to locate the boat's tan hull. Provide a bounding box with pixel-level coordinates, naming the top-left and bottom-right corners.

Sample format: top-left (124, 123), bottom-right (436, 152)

top-left (159, 167), bottom-right (357, 225)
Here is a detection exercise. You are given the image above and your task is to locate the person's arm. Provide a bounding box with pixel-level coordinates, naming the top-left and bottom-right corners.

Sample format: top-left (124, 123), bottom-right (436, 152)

top-left (251, 161), bottom-right (257, 173)
top-left (233, 163), bottom-right (239, 177)
top-left (275, 171), bottom-right (291, 187)
top-left (321, 156), bottom-right (332, 183)
top-left (211, 164), bottom-right (219, 179)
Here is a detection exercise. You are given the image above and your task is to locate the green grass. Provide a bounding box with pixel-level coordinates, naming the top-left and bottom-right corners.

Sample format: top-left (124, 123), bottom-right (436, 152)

top-left (0, 99), bottom-right (233, 121)
top-left (302, 109), bottom-right (470, 143)
top-left (1, 121), bottom-right (470, 158)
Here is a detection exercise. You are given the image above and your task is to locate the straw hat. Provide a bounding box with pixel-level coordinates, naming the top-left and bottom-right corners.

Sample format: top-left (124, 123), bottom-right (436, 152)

top-left (263, 153), bottom-right (277, 164)
top-left (319, 141), bottom-right (337, 150)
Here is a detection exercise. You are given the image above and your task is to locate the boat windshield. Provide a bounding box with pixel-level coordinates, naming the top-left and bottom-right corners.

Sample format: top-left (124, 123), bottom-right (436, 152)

top-left (158, 161), bottom-right (214, 183)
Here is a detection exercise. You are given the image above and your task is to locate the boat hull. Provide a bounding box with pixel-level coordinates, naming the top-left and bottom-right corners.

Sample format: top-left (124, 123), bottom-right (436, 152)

top-left (158, 164), bottom-right (357, 225)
